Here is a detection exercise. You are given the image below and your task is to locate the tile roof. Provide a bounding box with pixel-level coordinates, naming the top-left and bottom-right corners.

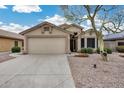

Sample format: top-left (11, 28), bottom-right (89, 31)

top-left (0, 29), bottom-right (24, 40)
top-left (104, 31), bottom-right (124, 40)
top-left (20, 21), bottom-right (72, 35)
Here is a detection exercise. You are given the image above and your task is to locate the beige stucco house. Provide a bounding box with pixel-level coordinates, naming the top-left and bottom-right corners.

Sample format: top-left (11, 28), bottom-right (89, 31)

top-left (20, 21), bottom-right (98, 54)
top-left (0, 29), bottom-right (24, 52)
top-left (104, 31), bottom-right (124, 51)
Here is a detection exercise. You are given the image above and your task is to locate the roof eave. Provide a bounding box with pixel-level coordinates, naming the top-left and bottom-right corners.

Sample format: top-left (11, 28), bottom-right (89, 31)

top-left (20, 21), bottom-right (71, 35)
top-left (0, 35), bottom-right (24, 40)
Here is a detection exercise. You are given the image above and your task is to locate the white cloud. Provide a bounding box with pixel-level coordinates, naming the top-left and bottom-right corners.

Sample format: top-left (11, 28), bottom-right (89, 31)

top-left (39, 14), bottom-right (71, 25)
top-left (80, 24), bottom-right (90, 30)
top-left (0, 21), bottom-right (3, 25)
top-left (38, 14), bottom-right (92, 31)
top-left (0, 22), bottom-right (30, 33)
top-left (12, 5), bottom-right (42, 13)
top-left (86, 15), bottom-right (102, 28)
top-left (0, 5), bottom-right (7, 9)
top-left (38, 14), bottom-right (103, 31)
top-left (38, 14), bottom-right (110, 33)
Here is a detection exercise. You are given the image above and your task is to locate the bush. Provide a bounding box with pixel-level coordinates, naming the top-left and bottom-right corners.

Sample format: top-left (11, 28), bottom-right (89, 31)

top-left (104, 48), bottom-right (112, 54)
top-left (81, 48), bottom-right (93, 54)
top-left (96, 48), bottom-right (112, 54)
top-left (87, 48), bottom-right (93, 54)
top-left (96, 48), bottom-right (100, 54)
top-left (81, 48), bottom-right (87, 53)
top-left (116, 46), bottom-right (124, 53)
top-left (11, 47), bottom-right (21, 53)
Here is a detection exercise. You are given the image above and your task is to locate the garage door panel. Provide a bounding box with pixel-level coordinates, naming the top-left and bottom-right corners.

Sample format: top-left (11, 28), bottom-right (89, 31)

top-left (28, 38), bottom-right (66, 54)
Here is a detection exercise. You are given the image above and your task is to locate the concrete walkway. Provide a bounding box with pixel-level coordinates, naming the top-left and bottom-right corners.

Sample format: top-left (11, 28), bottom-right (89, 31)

top-left (0, 52), bottom-right (9, 55)
top-left (0, 55), bottom-right (75, 88)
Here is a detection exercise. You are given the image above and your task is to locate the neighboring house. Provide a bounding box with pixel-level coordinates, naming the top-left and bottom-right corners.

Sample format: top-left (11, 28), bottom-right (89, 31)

top-left (0, 29), bottom-right (24, 52)
top-left (104, 31), bottom-right (124, 51)
top-left (20, 21), bottom-right (98, 54)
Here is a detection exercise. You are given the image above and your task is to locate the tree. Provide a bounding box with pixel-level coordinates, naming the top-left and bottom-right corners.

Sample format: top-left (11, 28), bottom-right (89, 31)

top-left (60, 5), bottom-right (123, 61)
top-left (103, 11), bottom-right (124, 33)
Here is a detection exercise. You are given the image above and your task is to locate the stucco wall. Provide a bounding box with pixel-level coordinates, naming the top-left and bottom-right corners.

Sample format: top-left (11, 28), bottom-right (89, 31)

top-left (78, 32), bottom-right (98, 50)
top-left (66, 27), bottom-right (98, 51)
top-left (82, 32), bottom-right (97, 37)
top-left (115, 39), bottom-right (124, 46)
top-left (23, 24), bottom-right (98, 53)
top-left (66, 26), bottom-right (81, 33)
top-left (0, 38), bottom-right (23, 52)
top-left (104, 39), bottom-right (124, 51)
top-left (104, 41), bottom-right (116, 51)
top-left (23, 24), bottom-right (70, 53)
top-left (25, 25), bottom-right (68, 36)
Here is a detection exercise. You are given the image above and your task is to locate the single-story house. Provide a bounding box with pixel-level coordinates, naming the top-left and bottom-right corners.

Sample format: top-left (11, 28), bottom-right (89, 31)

top-left (0, 29), bottom-right (24, 52)
top-left (20, 21), bottom-right (99, 54)
top-left (104, 31), bottom-right (124, 51)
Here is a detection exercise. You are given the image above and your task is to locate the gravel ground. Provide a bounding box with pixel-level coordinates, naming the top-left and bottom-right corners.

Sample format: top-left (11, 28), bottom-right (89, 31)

top-left (68, 53), bottom-right (124, 88)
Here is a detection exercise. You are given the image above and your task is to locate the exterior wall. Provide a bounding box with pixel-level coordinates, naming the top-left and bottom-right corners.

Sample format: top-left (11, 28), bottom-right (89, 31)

top-left (23, 24), bottom-right (70, 53)
top-left (66, 26), bottom-right (81, 33)
top-left (104, 39), bottom-right (124, 51)
top-left (0, 37), bottom-right (23, 52)
top-left (78, 32), bottom-right (97, 51)
top-left (25, 26), bottom-right (67, 36)
top-left (66, 26), bottom-right (82, 52)
top-left (115, 39), bottom-right (124, 46)
top-left (23, 23), bottom-right (98, 53)
top-left (104, 41), bottom-right (116, 51)
top-left (18, 40), bottom-right (23, 50)
top-left (77, 35), bottom-right (81, 51)
top-left (65, 26), bottom-right (98, 51)
top-left (67, 35), bottom-right (71, 53)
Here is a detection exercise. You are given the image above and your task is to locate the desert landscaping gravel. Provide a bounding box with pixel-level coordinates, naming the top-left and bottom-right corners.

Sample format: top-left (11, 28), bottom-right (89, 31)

top-left (68, 53), bottom-right (124, 88)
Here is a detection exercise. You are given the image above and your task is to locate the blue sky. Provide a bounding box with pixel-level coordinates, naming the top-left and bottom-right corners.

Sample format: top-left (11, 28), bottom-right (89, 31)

top-left (0, 5), bottom-right (123, 33)
top-left (0, 5), bottom-right (65, 33)
top-left (0, 5), bottom-right (61, 25)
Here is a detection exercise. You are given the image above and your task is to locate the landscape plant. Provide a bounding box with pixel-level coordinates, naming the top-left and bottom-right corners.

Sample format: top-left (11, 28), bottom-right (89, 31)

top-left (61, 5), bottom-right (124, 61)
top-left (116, 46), bottom-right (124, 53)
top-left (11, 46), bottom-right (21, 53)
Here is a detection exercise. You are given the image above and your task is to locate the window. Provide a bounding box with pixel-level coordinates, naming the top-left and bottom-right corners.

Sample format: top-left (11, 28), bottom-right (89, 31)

top-left (87, 38), bottom-right (95, 48)
top-left (44, 27), bottom-right (49, 31)
top-left (81, 38), bottom-right (84, 48)
top-left (15, 41), bottom-right (18, 47)
top-left (118, 42), bottom-right (124, 46)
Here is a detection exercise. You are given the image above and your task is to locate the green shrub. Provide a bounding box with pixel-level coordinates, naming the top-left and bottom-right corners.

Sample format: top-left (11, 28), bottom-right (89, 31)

top-left (87, 48), bottom-right (93, 54)
top-left (81, 48), bottom-right (87, 53)
top-left (11, 47), bottom-right (21, 53)
top-left (81, 48), bottom-right (93, 54)
top-left (96, 48), bottom-right (112, 54)
top-left (116, 46), bottom-right (124, 53)
top-left (104, 48), bottom-right (112, 54)
top-left (96, 48), bottom-right (100, 54)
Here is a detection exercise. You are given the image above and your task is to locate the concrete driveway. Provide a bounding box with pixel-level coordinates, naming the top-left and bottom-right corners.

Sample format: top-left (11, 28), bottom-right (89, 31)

top-left (0, 55), bottom-right (75, 88)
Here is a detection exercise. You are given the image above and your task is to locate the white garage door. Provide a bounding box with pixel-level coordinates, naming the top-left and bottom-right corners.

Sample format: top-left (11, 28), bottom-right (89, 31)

top-left (28, 37), bottom-right (66, 54)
